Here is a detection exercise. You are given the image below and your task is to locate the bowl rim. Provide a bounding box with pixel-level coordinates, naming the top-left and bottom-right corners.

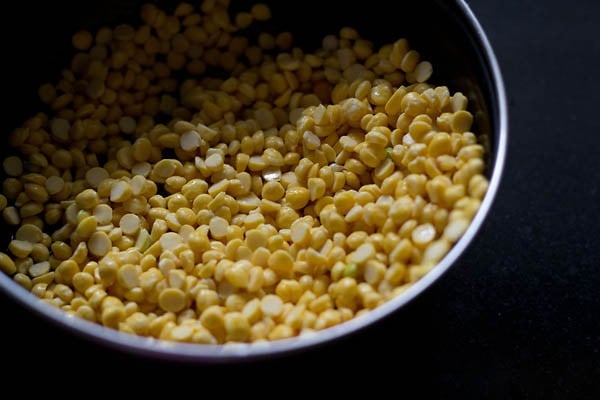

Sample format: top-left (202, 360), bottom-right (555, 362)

top-left (0, 0), bottom-right (507, 362)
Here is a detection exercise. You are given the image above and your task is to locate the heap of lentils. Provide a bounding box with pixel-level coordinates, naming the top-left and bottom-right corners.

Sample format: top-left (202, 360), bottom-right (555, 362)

top-left (0, 0), bottom-right (489, 343)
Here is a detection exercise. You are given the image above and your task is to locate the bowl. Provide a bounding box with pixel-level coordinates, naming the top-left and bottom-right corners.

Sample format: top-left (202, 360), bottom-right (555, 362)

top-left (0, 0), bottom-right (507, 361)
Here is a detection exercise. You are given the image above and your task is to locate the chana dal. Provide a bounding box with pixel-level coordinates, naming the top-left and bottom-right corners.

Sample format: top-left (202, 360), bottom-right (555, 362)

top-left (0, 0), bottom-right (488, 344)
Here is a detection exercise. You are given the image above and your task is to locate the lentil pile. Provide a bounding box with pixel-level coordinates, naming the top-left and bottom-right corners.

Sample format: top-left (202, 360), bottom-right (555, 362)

top-left (0, 1), bottom-right (489, 343)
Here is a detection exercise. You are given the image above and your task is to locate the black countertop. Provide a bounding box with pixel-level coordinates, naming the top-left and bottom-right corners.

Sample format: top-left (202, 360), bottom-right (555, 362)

top-left (1, 0), bottom-right (598, 397)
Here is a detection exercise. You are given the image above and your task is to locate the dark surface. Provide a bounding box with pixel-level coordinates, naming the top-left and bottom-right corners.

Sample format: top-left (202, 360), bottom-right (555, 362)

top-left (1, 0), bottom-right (599, 397)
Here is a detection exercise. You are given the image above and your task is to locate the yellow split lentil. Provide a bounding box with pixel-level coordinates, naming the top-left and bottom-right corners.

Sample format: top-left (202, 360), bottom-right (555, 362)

top-left (0, 1), bottom-right (488, 344)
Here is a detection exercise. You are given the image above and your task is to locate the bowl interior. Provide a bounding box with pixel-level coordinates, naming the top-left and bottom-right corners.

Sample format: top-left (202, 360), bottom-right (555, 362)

top-left (3, 0), bottom-right (500, 151)
top-left (0, 0), bottom-right (504, 359)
